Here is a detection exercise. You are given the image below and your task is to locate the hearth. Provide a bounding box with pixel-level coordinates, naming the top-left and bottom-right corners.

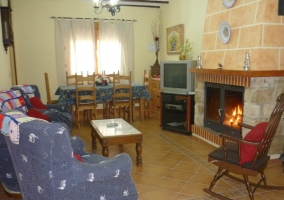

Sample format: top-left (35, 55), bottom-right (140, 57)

top-left (204, 82), bottom-right (244, 137)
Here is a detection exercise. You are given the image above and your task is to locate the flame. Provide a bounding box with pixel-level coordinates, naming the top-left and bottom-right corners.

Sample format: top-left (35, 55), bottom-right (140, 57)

top-left (230, 105), bottom-right (242, 126)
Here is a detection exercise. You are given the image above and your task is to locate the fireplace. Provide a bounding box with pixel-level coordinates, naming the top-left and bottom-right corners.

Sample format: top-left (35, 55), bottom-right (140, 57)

top-left (204, 83), bottom-right (244, 137)
top-left (189, 68), bottom-right (284, 154)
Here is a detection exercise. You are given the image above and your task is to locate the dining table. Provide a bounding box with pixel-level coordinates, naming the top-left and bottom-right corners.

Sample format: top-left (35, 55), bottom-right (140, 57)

top-left (55, 83), bottom-right (151, 121)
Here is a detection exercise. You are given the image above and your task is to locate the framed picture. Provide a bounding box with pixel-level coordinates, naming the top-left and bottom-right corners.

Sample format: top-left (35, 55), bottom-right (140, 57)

top-left (166, 24), bottom-right (184, 54)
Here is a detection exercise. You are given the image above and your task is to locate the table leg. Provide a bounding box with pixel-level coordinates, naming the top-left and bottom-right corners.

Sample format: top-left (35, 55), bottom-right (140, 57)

top-left (102, 139), bottom-right (109, 157)
top-left (91, 131), bottom-right (97, 149)
top-left (136, 142), bottom-right (142, 166)
top-left (139, 98), bottom-right (145, 121)
top-left (102, 146), bottom-right (109, 157)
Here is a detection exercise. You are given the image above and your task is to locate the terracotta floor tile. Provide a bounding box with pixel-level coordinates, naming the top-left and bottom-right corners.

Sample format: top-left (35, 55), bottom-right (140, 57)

top-left (141, 188), bottom-right (178, 200)
top-left (133, 174), bottom-right (161, 187)
top-left (165, 169), bottom-right (195, 181)
top-left (174, 160), bottom-right (201, 173)
top-left (154, 178), bottom-right (186, 192)
top-left (142, 165), bottom-right (171, 177)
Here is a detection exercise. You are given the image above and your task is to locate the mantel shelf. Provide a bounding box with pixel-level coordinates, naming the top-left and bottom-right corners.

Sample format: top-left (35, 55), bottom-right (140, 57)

top-left (190, 68), bottom-right (284, 77)
top-left (189, 68), bottom-right (284, 87)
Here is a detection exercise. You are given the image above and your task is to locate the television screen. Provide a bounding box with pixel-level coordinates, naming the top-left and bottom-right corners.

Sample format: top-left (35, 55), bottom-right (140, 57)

top-left (164, 63), bottom-right (187, 89)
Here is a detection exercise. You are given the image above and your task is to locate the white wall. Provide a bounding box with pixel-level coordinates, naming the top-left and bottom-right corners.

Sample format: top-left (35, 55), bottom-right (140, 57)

top-left (160, 0), bottom-right (208, 62)
top-left (11, 0), bottom-right (208, 102)
top-left (0, 0), bottom-right (12, 90)
top-left (12, 0), bottom-right (158, 102)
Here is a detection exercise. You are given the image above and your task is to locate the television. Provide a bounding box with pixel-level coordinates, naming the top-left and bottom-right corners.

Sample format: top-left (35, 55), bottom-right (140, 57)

top-left (160, 60), bottom-right (196, 94)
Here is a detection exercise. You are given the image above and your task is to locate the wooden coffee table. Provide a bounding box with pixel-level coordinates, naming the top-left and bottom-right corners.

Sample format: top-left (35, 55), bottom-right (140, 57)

top-left (90, 118), bottom-right (143, 166)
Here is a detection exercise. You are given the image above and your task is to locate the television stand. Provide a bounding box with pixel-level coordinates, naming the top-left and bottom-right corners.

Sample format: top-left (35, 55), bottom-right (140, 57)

top-left (160, 92), bottom-right (194, 135)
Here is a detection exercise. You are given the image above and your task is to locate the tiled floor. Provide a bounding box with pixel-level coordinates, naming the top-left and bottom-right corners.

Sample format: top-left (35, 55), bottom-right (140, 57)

top-left (1, 114), bottom-right (284, 199)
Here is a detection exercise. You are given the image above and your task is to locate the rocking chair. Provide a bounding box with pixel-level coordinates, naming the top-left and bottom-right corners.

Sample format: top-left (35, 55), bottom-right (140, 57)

top-left (203, 93), bottom-right (284, 200)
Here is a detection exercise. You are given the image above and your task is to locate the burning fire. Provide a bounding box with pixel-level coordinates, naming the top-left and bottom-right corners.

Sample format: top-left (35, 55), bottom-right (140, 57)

top-left (230, 105), bottom-right (242, 126)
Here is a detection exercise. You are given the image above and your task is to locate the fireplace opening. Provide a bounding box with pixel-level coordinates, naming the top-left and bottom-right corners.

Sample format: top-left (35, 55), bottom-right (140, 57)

top-left (204, 82), bottom-right (244, 137)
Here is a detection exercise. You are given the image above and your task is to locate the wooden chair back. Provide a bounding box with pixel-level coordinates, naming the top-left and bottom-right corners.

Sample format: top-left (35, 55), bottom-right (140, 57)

top-left (66, 71), bottom-right (83, 85)
top-left (112, 72), bottom-right (132, 105)
top-left (143, 70), bottom-right (149, 86)
top-left (257, 93), bottom-right (284, 157)
top-left (104, 70), bottom-right (120, 83)
top-left (44, 72), bottom-right (59, 104)
top-left (110, 72), bottom-right (132, 123)
top-left (75, 73), bottom-right (97, 128)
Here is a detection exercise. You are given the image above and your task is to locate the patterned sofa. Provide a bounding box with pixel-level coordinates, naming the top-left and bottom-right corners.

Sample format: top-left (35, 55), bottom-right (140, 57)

top-left (0, 110), bottom-right (138, 199)
top-left (10, 84), bottom-right (73, 130)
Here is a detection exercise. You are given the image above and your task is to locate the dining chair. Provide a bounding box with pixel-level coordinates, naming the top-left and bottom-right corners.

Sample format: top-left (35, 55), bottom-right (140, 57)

top-left (109, 72), bottom-right (132, 123)
top-left (75, 73), bottom-right (97, 128)
top-left (102, 70), bottom-right (120, 118)
top-left (132, 70), bottom-right (151, 121)
top-left (104, 70), bottom-right (120, 83)
top-left (44, 72), bottom-right (59, 104)
top-left (87, 71), bottom-right (98, 85)
top-left (66, 71), bottom-right (83, 86)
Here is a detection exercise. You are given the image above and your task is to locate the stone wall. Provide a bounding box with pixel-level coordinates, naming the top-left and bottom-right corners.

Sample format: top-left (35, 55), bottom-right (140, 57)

top-left (201, 0), bottom-right (284, 70)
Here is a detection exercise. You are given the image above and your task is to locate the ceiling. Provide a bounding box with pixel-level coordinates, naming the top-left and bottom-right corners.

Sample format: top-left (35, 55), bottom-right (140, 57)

top-left (54, 0), bottom-right (170, 8)
top-left (117, 0), bottom-right (169, 8)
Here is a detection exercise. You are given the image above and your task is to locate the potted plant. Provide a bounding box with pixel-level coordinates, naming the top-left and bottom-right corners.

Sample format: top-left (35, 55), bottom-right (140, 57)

top-left (179, 39), bottom-right (192, 60)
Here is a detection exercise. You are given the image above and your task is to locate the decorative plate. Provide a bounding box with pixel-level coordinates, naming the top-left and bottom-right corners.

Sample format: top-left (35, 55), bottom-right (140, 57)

top-left (222, 0), bottom-right (236, 8)
top-left (218, 21), bottom-right (231, 44)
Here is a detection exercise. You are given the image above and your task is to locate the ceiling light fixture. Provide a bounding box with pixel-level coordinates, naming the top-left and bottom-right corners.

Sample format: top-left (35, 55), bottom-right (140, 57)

top-left (94, 0), bottom-right (121, 16)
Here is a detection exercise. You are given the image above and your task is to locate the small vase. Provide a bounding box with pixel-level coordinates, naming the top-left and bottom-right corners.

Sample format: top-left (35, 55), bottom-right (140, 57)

top-left (151, 50), bottom-right (160, 76)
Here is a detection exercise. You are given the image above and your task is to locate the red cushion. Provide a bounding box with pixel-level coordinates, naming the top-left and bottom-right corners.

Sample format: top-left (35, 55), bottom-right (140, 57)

top-left (73, 152), bottom-right (84, 162)
top-left (30, 97), bottom-right (47, 110)
top-left (26, 108), bottom-right (51, 122)
top-left (239, 122), bottom-right (268, 164)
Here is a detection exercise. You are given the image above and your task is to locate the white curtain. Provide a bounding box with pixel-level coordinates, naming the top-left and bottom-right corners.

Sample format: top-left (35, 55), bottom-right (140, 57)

top-left (55, 18), bottom-right (95, 86)
top-left (98, 19), bottom-right (134, 78)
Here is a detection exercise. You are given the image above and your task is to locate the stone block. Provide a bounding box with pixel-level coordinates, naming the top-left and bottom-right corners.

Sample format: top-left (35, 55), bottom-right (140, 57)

top-left (243, 103), bottom-right (261, 118)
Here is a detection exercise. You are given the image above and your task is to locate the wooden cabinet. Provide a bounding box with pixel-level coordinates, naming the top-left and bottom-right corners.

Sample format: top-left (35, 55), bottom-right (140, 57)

top-left (149, 78), bottom-right (161, 119)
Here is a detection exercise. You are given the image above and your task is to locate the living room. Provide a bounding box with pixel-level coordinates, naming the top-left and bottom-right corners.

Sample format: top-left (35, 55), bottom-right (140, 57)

top-left (1, 0), bottom-right (284, 199)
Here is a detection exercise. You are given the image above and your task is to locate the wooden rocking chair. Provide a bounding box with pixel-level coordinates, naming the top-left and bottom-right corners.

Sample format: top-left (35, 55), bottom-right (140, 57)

top-left (204, 93), bottom-right (284, 200)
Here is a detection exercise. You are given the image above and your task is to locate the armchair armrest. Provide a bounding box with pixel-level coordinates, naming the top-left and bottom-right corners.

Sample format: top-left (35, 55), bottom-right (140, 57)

top-left (221, 133), bottom-right (260, 147)
top-left (60, 153), bottom-right (138, 199)
top-left (237, 122), bottom-right (254, 129)
top-left (45, 103), bottom-right (71, 113)
top-left (70, 135), bottom-right (87, 155)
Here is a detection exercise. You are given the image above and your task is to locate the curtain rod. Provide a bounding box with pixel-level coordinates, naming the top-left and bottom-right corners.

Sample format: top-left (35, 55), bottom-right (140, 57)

top-left (50, 16), bottom-right (137, 22)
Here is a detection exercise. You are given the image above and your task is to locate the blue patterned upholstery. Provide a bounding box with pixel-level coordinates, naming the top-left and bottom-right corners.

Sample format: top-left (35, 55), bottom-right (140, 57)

top-left (1, 111), bottom-right (138, 199)
top-left (10, 85), bottom-right (73, 131)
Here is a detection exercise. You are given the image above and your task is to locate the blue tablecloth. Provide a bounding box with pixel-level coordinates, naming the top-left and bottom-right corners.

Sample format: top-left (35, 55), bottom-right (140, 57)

top-left (55, 83), bottom-right (151, 105)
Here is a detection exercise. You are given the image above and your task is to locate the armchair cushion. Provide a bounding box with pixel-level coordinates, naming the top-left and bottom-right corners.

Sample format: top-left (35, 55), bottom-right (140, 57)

top-left (26, 108), bottom-right (51, 122)
top-left (239, 122), bottom-right (268, 164)
top-left (30, 97), bottom-right (47, 110)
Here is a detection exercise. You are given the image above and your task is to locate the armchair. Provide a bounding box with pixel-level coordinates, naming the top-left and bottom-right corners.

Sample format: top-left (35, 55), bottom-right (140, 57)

top-left (0, 110), bottom-right (138, 199)
top-left (10, 84), bottom-right (73, 130)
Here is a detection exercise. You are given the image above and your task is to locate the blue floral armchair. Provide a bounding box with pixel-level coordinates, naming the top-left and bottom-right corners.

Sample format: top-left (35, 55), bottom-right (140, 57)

top-left (0, 110), bottom-right (138, 200)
